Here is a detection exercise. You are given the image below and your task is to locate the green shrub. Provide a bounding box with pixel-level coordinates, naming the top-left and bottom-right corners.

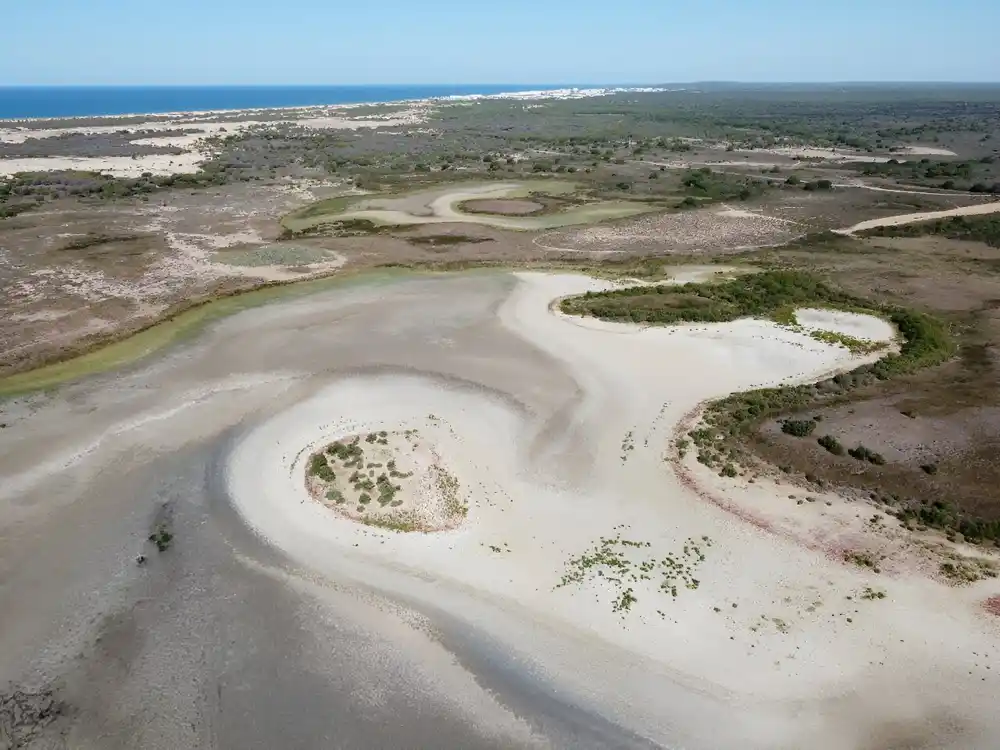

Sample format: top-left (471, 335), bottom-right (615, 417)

top-left (308, 453), bottom-right (328, 476)
top-left (781, 419), bottom-right (817, 437)
top-left (148, 527), bottom-right (173, 552)
top-left (848, 445), bottom-right (886, 465)
top-left (817, 434), bottom-right (845, 455)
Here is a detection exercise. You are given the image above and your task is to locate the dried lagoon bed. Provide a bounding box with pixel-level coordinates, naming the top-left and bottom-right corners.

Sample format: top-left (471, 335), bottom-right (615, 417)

top-left (2, 270), bottom-right (999, 749)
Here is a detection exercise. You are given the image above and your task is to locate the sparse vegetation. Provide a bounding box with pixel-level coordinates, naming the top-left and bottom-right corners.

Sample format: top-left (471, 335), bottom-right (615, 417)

top-left (844, 550), bottom-right (883, 573)
top-left (860, 586), bottom-right (887, 600)
top-left (557, 531), bottom-right (712, 615)
top-left (808, 330), bottom-right (886, 354)
top-left (939, 554), bottom-right (998, 584)
top-left (862, 214), bottom-right (1000, 248)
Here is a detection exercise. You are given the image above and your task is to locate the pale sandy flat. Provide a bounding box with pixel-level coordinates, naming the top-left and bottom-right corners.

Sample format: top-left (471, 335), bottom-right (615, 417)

top-left (0, 152), bottom-right (206, 178)
top-left (223, 272), bottom-right (999, 749)
top-left (5, 271), bottom-right (998, 749)
top-left (794, 308), bottom-right (896, 342)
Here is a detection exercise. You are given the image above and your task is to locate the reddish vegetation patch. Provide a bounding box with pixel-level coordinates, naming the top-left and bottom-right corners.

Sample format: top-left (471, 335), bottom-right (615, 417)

top-left (671, 407), bottom-right (780, 539)
top-left (984, 596), bottom-right (1000, 617)
top-left (672, 404), bottom-right (880, 563)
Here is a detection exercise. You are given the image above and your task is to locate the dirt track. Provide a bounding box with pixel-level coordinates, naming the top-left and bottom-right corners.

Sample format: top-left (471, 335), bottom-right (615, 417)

top-left (837, 199), bottom-right (1000, 234)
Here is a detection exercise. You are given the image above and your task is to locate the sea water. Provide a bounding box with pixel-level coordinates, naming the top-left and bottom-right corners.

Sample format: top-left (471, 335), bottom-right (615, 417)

top-left (0, 84), bottom-right (568, 120)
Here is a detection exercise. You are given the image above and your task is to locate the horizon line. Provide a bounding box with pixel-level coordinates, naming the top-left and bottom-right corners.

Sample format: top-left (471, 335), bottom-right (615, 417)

top-left (3, 81), bottom-right (1000, 88)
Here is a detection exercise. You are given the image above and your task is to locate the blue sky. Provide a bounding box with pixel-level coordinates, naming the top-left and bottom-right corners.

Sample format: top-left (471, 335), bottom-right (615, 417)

top-left (2, 0), bottom-right (998, 85)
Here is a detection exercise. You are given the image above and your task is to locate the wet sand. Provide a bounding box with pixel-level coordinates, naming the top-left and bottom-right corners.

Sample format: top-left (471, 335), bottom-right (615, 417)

top-left (1, 272), bottom-right (998, 749)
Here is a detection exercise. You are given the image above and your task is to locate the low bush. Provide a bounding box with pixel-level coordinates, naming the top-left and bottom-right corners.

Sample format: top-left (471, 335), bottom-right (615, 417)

top-left (817, 434), bottom-right (845, 455)
top-left (781, 419), bottom-right (817, 437)
top-left (848, 445), bottom-right (886, 465)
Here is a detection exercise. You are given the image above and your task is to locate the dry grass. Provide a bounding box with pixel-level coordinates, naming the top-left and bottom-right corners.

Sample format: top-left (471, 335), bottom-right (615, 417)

top-left (538, 204), bottom-right (802, 254)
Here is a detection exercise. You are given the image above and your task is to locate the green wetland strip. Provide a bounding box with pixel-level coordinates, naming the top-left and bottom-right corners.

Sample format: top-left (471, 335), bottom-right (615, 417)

top-left (0, 270), bottom-right (412, 398)
top-left (281, 179), bottom-right (658, 235)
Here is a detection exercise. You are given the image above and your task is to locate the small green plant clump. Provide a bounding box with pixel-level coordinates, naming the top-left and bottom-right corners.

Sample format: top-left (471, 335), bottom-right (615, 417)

top-left (148, 526), bottom-right (173, 552)
top-left (781, 419), bottom-right (817, 437)
top-left (817, 434), bottom-right (845, 455)
top-left (613, 588), bottom-right (639, 613)
top-left (308, 452), bottom-right (336, 481)
top-left (328, 438), bottom-right (365, 468)
top-left (844, 550), bottom-right (883, 573)
top-left (847, 444), bottom-right (886, 465)
top-left (387, 459), bottom-right (413, 479)
top-left (674, 438), bottom-right (690, 458)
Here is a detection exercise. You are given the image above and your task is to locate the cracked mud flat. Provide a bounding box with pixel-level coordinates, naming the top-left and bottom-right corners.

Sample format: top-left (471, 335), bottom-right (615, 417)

top-left (2, 271), bottom-right (999, 749)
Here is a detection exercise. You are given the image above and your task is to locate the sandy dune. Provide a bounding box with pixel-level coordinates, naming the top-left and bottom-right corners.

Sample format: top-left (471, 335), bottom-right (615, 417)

top-left (0, 152), bottom-right (208, 178)
top-left (0, 112), bottom-right (422, 177)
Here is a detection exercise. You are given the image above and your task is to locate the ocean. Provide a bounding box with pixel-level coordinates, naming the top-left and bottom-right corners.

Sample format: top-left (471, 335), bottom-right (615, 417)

top-left (0, 85), bottom-right (570, 121)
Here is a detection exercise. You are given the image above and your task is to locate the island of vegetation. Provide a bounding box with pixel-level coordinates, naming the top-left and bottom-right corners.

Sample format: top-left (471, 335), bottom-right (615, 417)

top-left (304, 429), bottom-right (467, 532)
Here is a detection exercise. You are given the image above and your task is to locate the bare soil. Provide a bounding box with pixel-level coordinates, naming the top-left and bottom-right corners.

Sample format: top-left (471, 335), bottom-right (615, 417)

top-left (459, 198), bottom-right (545, 215)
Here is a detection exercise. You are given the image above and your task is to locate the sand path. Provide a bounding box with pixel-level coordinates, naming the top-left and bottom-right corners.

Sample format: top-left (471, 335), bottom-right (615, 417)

top-left (837, 199), bottom-right (1000, 234)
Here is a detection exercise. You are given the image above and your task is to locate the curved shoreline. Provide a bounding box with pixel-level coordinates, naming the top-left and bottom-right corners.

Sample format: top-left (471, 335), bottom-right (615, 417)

top-left (0, 268), bottom-right (415, 398)
top-left (220, 271), bottom-right (999, 746)
top-left (3, 269), bottom-right (998, 747)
